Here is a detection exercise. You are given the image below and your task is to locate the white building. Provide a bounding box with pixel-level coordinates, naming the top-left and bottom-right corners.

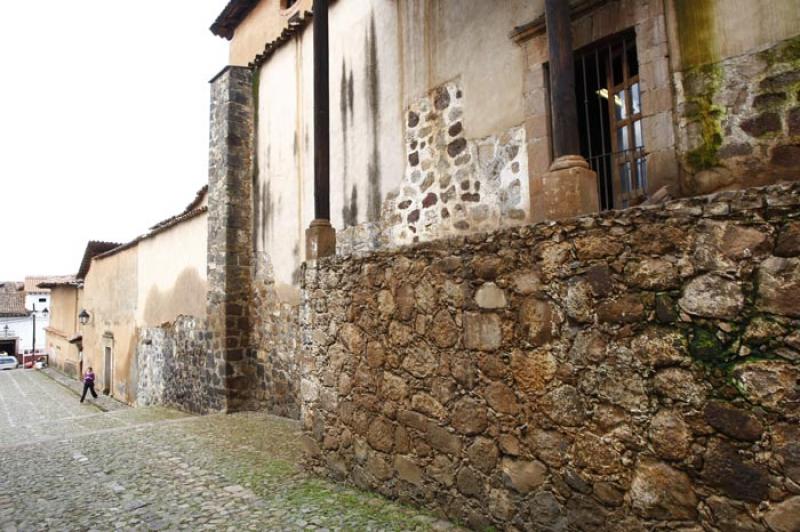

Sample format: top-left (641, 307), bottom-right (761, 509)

top-left (23, 277), bottom-right (53, 353)
top-left (0, 283), bottom-right (27, 358)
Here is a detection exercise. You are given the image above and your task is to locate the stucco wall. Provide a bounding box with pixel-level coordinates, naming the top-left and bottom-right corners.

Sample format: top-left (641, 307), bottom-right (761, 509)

top-left (45, 285), bottom-right (81, 377)
top-left (398, 0), bottom-right (537, 140)
top-left (666, 0), bottom-right (800, 71)
top-left (253, 0), bottom-right (537, 292)
top-left (229, 0), bottom-right (313, 67)
top-left (82, 246), bottom-right (138, 404)
top-left (136, 212), bottom-right (208, 328)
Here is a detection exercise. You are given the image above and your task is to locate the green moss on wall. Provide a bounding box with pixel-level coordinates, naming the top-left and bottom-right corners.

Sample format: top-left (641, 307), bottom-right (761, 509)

top-left (690, 325), bottom-right (728, 364)
top-left (760, 33), bottom-right (800, 68)
top-left (674, 0), bottom-right (718, 69)
top-left (684, 64), bottom-right (726, 172)
top-left (673, 0), bottom-right (727, 173)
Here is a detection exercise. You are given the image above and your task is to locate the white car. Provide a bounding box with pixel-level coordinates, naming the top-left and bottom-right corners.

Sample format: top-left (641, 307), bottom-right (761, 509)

top-left (0, 356), bottom-right (19, 370)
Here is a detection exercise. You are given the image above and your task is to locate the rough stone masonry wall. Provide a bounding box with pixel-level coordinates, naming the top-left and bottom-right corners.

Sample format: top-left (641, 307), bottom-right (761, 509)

top-left (250, 258), bottom-right (302, 419)
top-left (136, 316), bottom-right (223, 414)
top-left (207, 65), bottom-right (258, 412)
top-left (337, 81), bottom-right (529, 256)
top-left (677, 36), bottom-right (800, 196)
top-left (302, 182), bottom-right (800, 531)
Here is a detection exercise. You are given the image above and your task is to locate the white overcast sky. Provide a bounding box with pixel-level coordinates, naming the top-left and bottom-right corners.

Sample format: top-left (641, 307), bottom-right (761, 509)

top-left (0, 0), bottom-right (230, 281)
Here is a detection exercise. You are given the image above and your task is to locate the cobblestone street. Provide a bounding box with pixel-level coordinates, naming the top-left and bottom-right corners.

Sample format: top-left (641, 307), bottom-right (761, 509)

top-left (0, 370), bottom-right (456, 531)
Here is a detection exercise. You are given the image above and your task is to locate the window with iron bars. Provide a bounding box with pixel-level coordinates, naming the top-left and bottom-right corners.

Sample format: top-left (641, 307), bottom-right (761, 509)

top-left (575, 30), bottom-right (646, 210)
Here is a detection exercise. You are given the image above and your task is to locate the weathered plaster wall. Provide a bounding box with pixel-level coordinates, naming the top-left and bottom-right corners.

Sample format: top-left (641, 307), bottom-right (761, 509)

top-left (667, 0), bottom-right (800, 70)
top-left (398, 0), bottom-right (538, 140)
top-left (136, 212), bottom-right (208, 328)
top-left (45, 285), bottom-right (81, 378)
top-left (302, 183), bottom-right (800, 530)
top-left (255, 34), bottom-right (313, 292)
top-left (82, 246), bottom-right (138, 404)
top-left (254, 0), bottom-right (536, 286)
top-left (666, 0), bottom-right (800, 195)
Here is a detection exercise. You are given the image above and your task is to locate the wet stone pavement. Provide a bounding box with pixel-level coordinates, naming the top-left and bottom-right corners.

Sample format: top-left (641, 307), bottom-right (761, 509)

top-left (0, 370), bottom-right (458, 531)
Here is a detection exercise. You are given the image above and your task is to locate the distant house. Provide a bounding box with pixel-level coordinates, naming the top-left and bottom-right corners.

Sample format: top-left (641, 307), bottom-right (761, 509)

top-left (0, 284), bottom-right (27, 360)
top-left (23, 275), bottom-right (72, 354)
top-left (42, 242), bottom-right (119, 378)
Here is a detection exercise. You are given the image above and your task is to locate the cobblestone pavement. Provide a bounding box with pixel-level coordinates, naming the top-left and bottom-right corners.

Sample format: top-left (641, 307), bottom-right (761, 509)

top-left (39, 368), bottom-right (129, 412)
top-left (0, 370), bottom-right (458, 531)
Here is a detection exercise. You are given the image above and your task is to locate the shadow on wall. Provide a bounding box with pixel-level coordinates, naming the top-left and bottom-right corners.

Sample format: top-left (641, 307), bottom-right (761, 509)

top-left (143, 268), bottom-right (207, 327)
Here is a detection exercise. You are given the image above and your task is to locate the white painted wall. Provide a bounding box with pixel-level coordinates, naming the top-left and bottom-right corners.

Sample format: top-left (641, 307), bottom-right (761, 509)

top-left (0, 315), bottom-right (36, 354)
top-left (24, 293), bottom-right (50, 351)
top-left (254, 0), bottom-right (405, 290)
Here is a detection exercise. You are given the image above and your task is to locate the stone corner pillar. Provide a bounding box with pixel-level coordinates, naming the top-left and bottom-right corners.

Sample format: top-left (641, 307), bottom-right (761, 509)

top-left (531, 155), bottom-right (600, 222)
top-left (206, 65), bottom-right (255, 413)
top-left (305, 219), bottom-right (336, 260)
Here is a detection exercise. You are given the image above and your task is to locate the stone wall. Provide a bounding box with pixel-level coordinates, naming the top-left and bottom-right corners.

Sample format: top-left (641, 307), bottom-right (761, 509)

top-left (136, 316), bottom-right (224, 414)
top-left (207, 65), bottom-right (258, 412)
top-left (302, 183), bottom-right (800, 530)
top-left (675, 36), bottom-right (800, 195)
top-left (250, 256), bottom-right (302, 419)
top-left (337, 80), bottom-right (529, 256)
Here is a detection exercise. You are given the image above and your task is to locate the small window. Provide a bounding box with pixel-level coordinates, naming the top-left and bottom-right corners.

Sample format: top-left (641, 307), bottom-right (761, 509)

top-left (38, 298), bottom-right (46, 303)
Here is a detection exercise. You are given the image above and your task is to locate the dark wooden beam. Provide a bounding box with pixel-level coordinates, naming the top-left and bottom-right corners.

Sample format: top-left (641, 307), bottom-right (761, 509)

top-left (545, 0), bottom-right (581, 158)
top-left (313, 0), bottom-right (331, 221)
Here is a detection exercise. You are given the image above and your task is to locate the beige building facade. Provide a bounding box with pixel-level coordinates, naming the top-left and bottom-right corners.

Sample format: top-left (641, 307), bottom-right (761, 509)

top-left (43, 282), bottom-right (82, 378)
top-left (194, 1), bottom-right (800, 527)
top-left (81, 244), bottom-right (139, 402)
top-left (45, 190), bottom-right (209, 405)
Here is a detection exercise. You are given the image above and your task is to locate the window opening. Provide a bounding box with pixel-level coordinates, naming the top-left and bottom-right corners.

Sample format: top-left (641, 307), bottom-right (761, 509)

top-left (575, 31), bottom-right (645, 210)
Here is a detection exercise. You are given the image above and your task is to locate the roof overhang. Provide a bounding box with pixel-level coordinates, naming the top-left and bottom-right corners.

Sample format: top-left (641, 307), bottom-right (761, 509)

top-left (210, 0), bottom-right (260, 40)
top-left (77, 241), bottom-right (122, 280)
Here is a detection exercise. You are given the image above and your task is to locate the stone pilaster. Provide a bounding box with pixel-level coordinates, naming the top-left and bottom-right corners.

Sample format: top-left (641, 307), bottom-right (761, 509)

top-left (207, 66), bottom-right (256, 412)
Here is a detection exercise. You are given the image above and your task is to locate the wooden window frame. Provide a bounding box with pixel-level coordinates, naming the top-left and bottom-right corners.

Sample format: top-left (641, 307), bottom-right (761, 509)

top-left (605, 36), bottom-right (645, 208)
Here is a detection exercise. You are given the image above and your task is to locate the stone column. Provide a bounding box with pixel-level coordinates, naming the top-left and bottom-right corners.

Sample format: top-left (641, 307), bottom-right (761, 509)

top-left (306, 0), bottom-right (336, 260)
top-left (531, 1), bottom-right (600, 222)
top-left (207, 65), bottom-right (256, 412)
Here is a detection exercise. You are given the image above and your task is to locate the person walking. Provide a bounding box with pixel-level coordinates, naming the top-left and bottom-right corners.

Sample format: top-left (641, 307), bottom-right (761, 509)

top-left (81, 367), bottom-right (98, 403)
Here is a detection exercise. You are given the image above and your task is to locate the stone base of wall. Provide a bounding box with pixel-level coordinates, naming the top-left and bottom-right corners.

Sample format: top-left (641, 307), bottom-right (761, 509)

top-left (251, 261), bottom-right (302, 419)
top-left (303, 183), bottom-right (800, 530)
top-left (136, 316), bottom-right (225, 414)
top-left (677, 35), bottom-right (800, 195)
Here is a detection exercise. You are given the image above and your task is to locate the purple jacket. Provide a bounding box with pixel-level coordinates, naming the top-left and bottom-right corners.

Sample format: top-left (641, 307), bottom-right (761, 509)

top-left (84, 371), bottom-right (95, 384)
